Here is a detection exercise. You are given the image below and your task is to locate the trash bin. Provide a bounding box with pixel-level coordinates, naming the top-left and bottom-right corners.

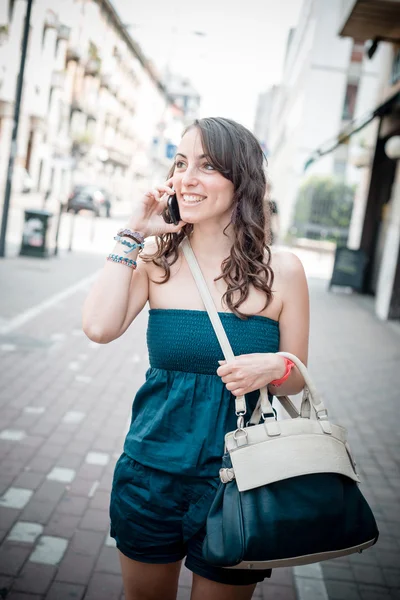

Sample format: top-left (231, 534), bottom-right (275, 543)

top-left (20, 209), bottom-right (53, 258)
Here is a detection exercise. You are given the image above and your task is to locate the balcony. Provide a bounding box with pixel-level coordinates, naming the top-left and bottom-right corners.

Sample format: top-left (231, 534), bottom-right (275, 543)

top-left (51, 71), bottom-right (65, 89)
top-left (85, 58), bottom-right (101, 77)
top-left (66, 46), bottom-right (83, 64)
top-left (44, 9), bottom-right (58, 30)
top-left (339, 0), bottom-right (400, 40)
top-left (57, 24), bottom-right (71, 42)
top-left (0, 100), bottom-right (13, 118)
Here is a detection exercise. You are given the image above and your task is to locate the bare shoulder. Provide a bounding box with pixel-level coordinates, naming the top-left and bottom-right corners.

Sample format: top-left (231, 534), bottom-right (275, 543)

top-left (138, 238), bottom-right (181, 282)
top-left (270, 250), bottom-right (306, 282)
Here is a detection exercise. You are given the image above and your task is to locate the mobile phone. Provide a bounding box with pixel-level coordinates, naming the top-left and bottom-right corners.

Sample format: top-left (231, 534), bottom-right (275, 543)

top-left (163, 194), bottom-right (181, 226)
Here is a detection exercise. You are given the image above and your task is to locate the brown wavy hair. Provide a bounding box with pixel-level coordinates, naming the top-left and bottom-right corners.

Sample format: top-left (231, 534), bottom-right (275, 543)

top-left (142, 117), bottom-right (274, 319)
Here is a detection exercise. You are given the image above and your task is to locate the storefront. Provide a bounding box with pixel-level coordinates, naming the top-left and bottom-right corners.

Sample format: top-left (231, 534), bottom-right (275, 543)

top-left (306, 0), bottom-right (400, 320)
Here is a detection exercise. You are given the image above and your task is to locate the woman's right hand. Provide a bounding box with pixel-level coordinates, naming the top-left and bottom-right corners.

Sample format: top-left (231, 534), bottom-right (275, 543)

top-left (126, 180), bottom-right (185, 238)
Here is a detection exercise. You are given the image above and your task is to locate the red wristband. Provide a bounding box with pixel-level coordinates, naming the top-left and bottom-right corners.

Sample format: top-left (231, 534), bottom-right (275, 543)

top-left (270, 357), bottom-right (295, 387)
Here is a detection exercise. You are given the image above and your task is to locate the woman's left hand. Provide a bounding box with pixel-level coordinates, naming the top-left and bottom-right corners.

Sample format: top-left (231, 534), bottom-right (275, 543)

top-left (216, 353), bottom-right (285, 397)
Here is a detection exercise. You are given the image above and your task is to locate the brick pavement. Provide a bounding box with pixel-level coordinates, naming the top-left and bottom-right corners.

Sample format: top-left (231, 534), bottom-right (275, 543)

top-left (0, 261), bottom-right (399, 599)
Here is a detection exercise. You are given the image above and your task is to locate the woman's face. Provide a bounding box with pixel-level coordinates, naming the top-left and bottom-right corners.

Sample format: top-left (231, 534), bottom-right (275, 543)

top-left (172, 127), bottom-right (235, 225)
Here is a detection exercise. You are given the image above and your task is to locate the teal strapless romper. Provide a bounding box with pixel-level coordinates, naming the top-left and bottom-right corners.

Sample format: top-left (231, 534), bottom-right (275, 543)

top-left (123, 309), bottom-right (280, 477)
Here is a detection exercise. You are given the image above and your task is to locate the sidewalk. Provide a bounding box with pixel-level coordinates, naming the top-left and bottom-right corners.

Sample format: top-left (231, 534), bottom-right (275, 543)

top-left (0, 254), bottom-right (399, 599)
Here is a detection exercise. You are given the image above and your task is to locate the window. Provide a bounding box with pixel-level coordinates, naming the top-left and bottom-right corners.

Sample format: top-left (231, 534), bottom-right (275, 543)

top-left (8, 0), bottom-right (16, 22)
top-left (342, 83), bottom-right (358, 120)
top-left (334, 160), bottom-right (347, 179)
top-left (391, 48), bottom-right (400, 85)
top-left (351, 40), bottom-right (364, 63)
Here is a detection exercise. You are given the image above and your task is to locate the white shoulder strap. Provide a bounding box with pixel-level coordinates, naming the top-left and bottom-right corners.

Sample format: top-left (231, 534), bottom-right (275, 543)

top-left (181, 237), bottom-right (272, 417)
top-left (181, 237), bottom-right (328, 423)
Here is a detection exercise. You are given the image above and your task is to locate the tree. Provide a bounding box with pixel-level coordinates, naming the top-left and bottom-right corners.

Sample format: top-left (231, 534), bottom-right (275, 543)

top-left (293, 176), bottom-right (354, 241)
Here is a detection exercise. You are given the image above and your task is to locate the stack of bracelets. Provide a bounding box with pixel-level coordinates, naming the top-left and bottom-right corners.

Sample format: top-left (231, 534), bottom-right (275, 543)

top-left (106, 229), bottom-right (145, 270)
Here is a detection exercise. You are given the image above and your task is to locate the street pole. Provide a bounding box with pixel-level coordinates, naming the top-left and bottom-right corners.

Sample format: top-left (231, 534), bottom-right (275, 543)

top-left (0, 0), bottom-right (34, 258)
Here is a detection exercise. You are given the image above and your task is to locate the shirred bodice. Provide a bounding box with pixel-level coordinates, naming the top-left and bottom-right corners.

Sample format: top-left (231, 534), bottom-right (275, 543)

top-left (123, 309), bottom-right (280, 476)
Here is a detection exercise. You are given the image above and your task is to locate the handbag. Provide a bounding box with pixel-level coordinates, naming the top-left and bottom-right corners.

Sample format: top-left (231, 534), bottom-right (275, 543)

top-left (181, 237), bottom-right (379, 570)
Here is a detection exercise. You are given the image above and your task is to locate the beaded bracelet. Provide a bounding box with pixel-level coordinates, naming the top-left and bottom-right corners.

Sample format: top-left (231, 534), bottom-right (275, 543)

top-left (107, 253), bottom-right (137, 269)
top-left (117, 228), bottom-right (145, 245)
top-left (113, 235), bottom-right (144, 254)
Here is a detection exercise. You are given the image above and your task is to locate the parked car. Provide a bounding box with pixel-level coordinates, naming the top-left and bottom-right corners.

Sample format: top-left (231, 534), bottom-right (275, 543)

top-left (66, 185), bottom-right (112, 217)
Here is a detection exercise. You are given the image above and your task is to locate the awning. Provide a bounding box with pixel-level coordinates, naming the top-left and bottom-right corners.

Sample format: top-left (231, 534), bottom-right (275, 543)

top-left (339, 0), bottom-right (400, 40)
top-left (304, 92), bottom-right (400, 171)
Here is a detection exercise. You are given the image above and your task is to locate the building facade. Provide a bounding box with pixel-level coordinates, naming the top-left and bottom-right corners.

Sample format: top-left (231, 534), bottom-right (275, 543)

top-left (336, 0), bottom-right (400, 320)
top-left (253, 85), bottom-right (279, 157)
top-left (264, 0), bottom-right (386, 239)
top-left (0, 0), bottom-right (185, 212)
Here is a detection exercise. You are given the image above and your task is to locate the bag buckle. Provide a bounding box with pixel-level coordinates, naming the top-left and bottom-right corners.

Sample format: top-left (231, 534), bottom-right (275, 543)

top-left (219, 467), bottom-right (235, 483)
top-left (262, 411), bottom-right (276, 422)
top-left (235, 411), bottom-right (246, 429)
top-left (316, 408), bottom-right (328, 421)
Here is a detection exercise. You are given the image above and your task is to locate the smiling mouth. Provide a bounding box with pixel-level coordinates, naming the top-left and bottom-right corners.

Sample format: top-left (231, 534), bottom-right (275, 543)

top-left (181, 194), bottom-right (207, 204)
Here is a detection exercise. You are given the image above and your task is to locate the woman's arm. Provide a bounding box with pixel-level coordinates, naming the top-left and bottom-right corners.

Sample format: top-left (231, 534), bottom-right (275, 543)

top-left (82, 244), bottom-right (150, 344)
top-left (82, 182), bottom-right (185, 344)
top-left (268, 251), bottom-right (309, 396)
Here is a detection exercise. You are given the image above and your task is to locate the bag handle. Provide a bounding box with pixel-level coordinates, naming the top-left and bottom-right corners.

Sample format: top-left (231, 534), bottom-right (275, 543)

top-left (181, 238), bottom-right (328, 422)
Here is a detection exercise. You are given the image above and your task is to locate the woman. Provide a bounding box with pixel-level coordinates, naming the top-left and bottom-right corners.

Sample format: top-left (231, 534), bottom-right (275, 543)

top-left (82, 117), bottom-right (309, 600)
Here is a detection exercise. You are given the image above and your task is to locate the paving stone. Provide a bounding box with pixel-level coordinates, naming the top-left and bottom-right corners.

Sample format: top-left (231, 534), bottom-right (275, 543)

top-left (43, 513), bottom-right (81, 539)
top-left (29, 535), bottom-right (68, 566)
top-left (323, 563), bottom-right (355, 581)
top-left (5, 593), bottom-right (43, 600)
top-left (56, 454), bottom-right (83, 470)
top-left (85, 452), bottom-right (110, 466)
top-left (79, 508), bottom-right (109, 532)
top-left (34, 481), bottom-right (67, 503)
top-left (0, 487), bottom-right (33, 509)
top-left (359, 584), bottom-right (394, 599)
top-left (69, 529), bottom-right (104, 557)
top-left (94, 546), bottom-right (121, 575)
top-left (67, 477), bottom-right (96, 497)
top-left (62, 411), bottom-right (85, 425)
top-left (295, 575), bottom-right (329, 600)
top-left (75, 464), bottom-right (104, 481)
top-left (352, 564), bottom-right (386, 585)
top-left (384, 568), bottom-right (400, 588)
top-left (376, 549), bottom-right (400, 569)
top-left (89, 490), bottom-right (111, 511)
top-left (84, 572), bottom-right (123, 600)
top-left (261, 582), bottom-right (296, 600)
top-left (36, 443), bottom-right (65, 459)
top-left (0, 507), bottom-right (20, 530)
top-left (178, 566), bottom-right (192, 587)
top-left (0, 545), bottom-right (31, 576)
top-left (12, 471), bottom-right (45, 491)
top-left (325, 580), bottom-right (362, 600)
top-left (7, 522), bottom-right (43, 544)
top-left (27, 456), bottom-right (57, 474)
top-left (46, 468), bottom-right (75, 484)
top-left (20, 500), bottom-right (57, 525)
top-left (24, 407), bottom-right (45, 415)
top-left (176, 588), bottom-right (191, 600)
top-left (13, 562), bottom-right (56, 594)
top-left (55, 551), bottom-right (96, 585)
top-left (45, 581), bottom-right (85, 600)
top-left (0, 574), bottom-right (13, 597)
top-left (0, 430), bottom-right (26, 441)
top-left (104, 533), bottom-right (116, 547)
top-left (56, 495), bottom-right (88, 517)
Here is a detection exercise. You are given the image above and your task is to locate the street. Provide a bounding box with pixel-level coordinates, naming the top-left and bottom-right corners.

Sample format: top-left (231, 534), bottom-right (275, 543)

top-left (0, 202), bottom-right (399, 600)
